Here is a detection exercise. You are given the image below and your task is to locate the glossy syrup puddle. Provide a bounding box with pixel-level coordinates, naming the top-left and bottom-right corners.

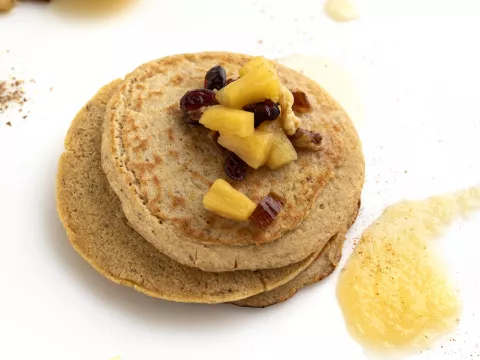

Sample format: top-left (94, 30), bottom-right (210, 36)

top-left (337, 186), bottom-right (480, 355)
top-left (324, 0), bottom-right (359, 22)
top-left (51, 0), bottom-right (134, 17)
top-left (277, 55), bottom-right (364, 128)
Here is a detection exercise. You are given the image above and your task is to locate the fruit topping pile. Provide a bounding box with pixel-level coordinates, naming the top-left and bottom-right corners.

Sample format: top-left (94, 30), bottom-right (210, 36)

top-left (178, 57), bottom-right (322, 228)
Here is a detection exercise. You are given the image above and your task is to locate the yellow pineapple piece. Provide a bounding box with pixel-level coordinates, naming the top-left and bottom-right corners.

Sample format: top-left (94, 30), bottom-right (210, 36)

top-left (218, 131), bottom-right (273, 169)
top-left (238, 56), bottom-right (276, 77)
top-left (216, 67), bottom-right (281, 109)
top-left (203, 179), bottom-right (257, 221)
top-left (257, 120), bottom-right (298, 170)
top-left (199, 105), bottom-right (254, 137)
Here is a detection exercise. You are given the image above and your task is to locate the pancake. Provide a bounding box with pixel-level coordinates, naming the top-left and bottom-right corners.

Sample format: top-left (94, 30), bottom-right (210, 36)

top-left (233, 203), bottom-right (361, 307)
top-left (56, 80), bottom-right (329, 304)
top-left (102, 52), bottom-right (364, 272)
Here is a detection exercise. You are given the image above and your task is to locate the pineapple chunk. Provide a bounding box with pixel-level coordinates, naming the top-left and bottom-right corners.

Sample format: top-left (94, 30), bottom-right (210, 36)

top-left (257, 120), bottom-right (298, 170)
top-left (239, 56), bottom-right (276, 77)
top-left (199, 105), bottom-right (254, 138)
top-left (216, 67), bottom-right (281, 109)
top-left (203, 179), bottom-right (257, 221)
top-left (218, 131), bottom-right (274, 169)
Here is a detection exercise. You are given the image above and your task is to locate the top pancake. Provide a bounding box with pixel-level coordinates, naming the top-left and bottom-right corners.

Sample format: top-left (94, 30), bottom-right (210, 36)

top-left (102, 52), bottom-right (364, 272)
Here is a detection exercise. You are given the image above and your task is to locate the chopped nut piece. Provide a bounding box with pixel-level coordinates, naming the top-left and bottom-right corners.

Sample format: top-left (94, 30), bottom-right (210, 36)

top-left (291, 90), bottom-right (312, 114)
top-left (289, 128), bottom-right (323, 152)
top-left (279, 86), bottom-right (301, 135)
top-left (249, 192), bottom-right (286, 229)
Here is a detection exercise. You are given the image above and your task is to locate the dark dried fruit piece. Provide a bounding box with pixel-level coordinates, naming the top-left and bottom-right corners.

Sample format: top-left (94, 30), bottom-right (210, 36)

top-left (291, 90), bottom-right (312, 114)
top-left (225, 152), bottom-right (247, 182)
top-left (180, 89), bottom-right (216, 111)
top-left (204, 66), bottom-right (227, 90)
top-left (249, 192), bottom-right (286, 229)
top-left (289, 128), bottom-right (323, 152)
top-left (243, 100), bottom-right (281, 127)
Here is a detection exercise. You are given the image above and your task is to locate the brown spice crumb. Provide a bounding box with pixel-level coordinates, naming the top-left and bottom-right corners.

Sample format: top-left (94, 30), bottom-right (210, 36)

top-left (6, 122), bottom-right (12, 127)
top-left (0, 78), bottom-right (28, 114)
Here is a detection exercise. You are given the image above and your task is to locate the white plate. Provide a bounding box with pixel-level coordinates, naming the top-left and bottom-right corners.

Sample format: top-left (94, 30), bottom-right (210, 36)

top-left (1, 1), bottom-right (479, 359)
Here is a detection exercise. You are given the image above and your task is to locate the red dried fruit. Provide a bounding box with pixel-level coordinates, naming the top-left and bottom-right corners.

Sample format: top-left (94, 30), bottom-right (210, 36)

top-left (291, 90), bottom-right (312, 114)
top-left (243, 100), bottom-right (281, 127)
top-left (289, 128), bottom-right (322, 151)
top-left (225, 152), bottom-right (247, 182)
top-left (204, 66), bottom-right (227, 90)
top-left (249, 192), bottom-right (286, 229)
top-left (180, 89), bottom-right (216, 111)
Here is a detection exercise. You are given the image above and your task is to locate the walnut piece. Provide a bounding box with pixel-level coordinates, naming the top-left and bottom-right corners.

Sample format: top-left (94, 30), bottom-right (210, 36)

top-left (289, 128), bottom-right (323, 152)
top-left (278, 86), bottom-right (301, 136)
top-left (291, 90), bottom-right (312, 114)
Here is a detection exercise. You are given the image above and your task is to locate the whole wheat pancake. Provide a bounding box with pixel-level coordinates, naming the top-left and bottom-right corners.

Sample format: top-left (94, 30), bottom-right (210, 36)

top-left (102, 52), bottom-right (364, 272)
top-left (56, 80), bottom-right (329, 303)
top-left (233, 203), bottom-right (361, 307)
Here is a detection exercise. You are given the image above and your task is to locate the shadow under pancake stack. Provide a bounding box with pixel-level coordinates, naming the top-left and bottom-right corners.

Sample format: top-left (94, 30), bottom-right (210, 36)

top-left (55, 52), bottom-right (364, 307)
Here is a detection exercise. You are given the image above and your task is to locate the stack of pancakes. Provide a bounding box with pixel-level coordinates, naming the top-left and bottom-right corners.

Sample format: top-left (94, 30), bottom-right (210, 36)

top-left (56, 52), bottom-right (364, 307)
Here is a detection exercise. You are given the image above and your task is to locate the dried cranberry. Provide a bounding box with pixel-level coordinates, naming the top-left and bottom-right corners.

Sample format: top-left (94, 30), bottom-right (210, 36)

top-left (180, 89), bottom-right (216, 111)
top-left (204, 66), bottom-right (227, 90)
top-left (243, 100), bottom-right (281, 127)
top-left (225, 152), bottom-right (247, 182)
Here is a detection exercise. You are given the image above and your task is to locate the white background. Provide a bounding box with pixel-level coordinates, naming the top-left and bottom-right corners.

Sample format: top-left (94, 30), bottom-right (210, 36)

top-left (1, 0), bottom-right (480, 359)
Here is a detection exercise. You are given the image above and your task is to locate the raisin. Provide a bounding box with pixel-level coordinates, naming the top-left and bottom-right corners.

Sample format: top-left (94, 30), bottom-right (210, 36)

top-left (180, 89), bottom-right (216, 111)
top-left (249, 192), bottom-right (286, 229)
top-left (291, 90), bottom-right (312, 114)
top-left (204, 66), bottom-right (227, 90)
top-left (225, 152), bottom-right (247, 182)
top-left (289, 128), bottom-right (322, 152)
top-left (243, 100), bottom-right (281, 127)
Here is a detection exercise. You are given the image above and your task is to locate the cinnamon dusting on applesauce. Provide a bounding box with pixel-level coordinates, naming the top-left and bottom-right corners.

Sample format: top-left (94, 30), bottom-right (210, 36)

top-left (337, 186), bottom-right (480, 353)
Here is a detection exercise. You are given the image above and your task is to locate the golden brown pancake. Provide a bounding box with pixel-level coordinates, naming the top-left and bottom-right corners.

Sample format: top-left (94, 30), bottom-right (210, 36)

top-left (56, 80), bottom-right (331, 304)
top-left (101, 52), bottom-right (364, 272)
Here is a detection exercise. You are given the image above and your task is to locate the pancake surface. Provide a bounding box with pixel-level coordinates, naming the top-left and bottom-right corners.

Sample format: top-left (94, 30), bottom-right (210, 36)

top-left (56, 81), bottom-right (324, 304)
top-left (102, 52), bottom-right (364, 272)
top-left (234, 203), bottom-right (361, 307)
